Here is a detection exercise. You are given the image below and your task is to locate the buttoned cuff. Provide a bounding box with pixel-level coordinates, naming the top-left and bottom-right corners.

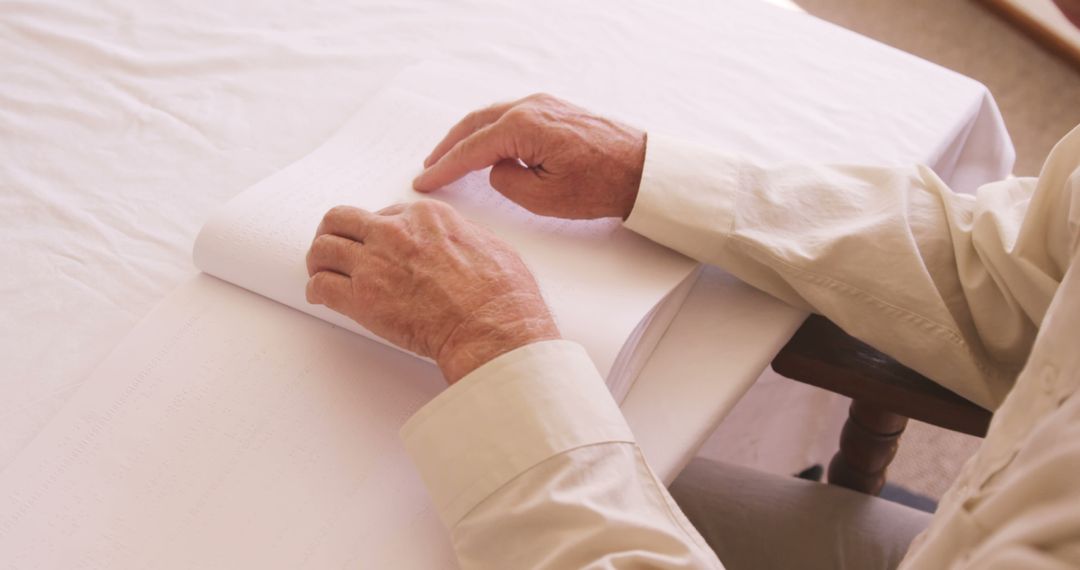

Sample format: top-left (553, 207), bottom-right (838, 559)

top-left (624, 134), bottom-right (740, 261)
top-left (400, 339), bottom-right (635, 528)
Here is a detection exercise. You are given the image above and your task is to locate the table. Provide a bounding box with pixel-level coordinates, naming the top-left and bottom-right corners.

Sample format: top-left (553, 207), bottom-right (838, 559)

top-left (1, 0), bottom-right (1014, 487)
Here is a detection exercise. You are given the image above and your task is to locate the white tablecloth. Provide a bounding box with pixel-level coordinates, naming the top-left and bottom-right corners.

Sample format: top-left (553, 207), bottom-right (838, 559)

top-left (0, 0), bottom-right (1014, 478)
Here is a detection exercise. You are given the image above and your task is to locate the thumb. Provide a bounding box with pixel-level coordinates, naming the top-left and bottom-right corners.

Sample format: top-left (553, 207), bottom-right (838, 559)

top-left (489, 159), bottom-right (547, 213)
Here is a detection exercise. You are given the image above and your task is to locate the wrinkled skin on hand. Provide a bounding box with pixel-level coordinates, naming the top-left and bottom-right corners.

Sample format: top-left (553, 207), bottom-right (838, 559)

top-left (413, 93), bottom-right (646, 220)
top-left (308, 94), bottom-right (646, 383)
top-left (305, 200), bottom-right (560, 384)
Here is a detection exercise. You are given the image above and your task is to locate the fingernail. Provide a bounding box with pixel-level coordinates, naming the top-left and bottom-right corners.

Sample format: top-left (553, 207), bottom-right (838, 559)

top-left (423, 155), bottom-right (434, 168)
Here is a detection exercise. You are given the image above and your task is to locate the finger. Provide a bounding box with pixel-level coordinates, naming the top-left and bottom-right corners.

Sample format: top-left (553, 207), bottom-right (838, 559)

top-left (306, 233), bottom-right (362, 277)
top-left (489, 158), bottom-right (548, 211)
top-left (305, 271), bottom-right (352, 308)
top-left (423, 101), bottom-right (515, 168)
top-left (413, 124), bottom-right (510, 192)
top-left (376, 203), bottom-right (408, 216)
top-left (317, 205), bottom-right (377, 242)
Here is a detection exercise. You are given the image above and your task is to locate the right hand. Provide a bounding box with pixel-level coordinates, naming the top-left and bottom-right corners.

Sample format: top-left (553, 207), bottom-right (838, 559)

top-left (412, 94), bottom-right (646, 220)
top-left (305, 200), bottom-right (559, 385)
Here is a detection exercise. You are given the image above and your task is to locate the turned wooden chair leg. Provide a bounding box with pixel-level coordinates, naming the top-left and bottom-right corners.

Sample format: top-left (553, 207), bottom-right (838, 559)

top-left (827, 399), bottom-right (909, 495)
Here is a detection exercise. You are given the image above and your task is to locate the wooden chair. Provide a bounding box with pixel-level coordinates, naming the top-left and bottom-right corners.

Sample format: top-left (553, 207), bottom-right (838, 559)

top-left (771, 315), bottom-right (993, 495)
top-left (978, 0), bottom-right (1080, 72)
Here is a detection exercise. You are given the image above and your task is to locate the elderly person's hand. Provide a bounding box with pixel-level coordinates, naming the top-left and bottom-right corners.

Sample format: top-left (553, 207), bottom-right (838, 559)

top-left (305, 200), bottom-right (560, 384)
top-left (413, 94), bottom-right (645, 220)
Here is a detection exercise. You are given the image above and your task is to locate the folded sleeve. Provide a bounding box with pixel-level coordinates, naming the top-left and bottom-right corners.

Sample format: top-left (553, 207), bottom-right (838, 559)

top-left (401, 339), bottom-right (722, 569)
top-left (626, 129), bottom-right (1080, 410)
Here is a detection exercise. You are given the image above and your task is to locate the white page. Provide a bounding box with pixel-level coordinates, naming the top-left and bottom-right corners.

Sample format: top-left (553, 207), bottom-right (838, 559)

top-left (193, 85), bottom-right (698, 391)
top-left (0, 274), bottom-right (457, 569)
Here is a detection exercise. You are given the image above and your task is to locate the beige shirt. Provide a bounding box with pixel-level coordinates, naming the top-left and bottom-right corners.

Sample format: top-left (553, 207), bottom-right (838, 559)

top-left (401, 124), bottom-right (1080, 569)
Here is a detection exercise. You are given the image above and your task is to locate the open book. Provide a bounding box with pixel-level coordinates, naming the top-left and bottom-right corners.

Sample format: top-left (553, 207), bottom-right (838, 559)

top-left (0, 83), bottom-right (698, 566)
top-left (195, 86), bottom-right (699, 401)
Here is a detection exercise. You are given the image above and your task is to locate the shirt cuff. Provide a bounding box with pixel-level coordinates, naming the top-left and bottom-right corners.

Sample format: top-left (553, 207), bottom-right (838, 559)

top-left (624, 133), bottom-right (740, 261)
top-left (400, 339), bottom-right (635, 528)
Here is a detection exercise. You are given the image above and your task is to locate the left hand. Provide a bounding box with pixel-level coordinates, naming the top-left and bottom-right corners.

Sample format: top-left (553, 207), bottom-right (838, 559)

top-left (412, 93), bottom-right (646, 220)
top-left (305, 199), bottom-right (560, 384)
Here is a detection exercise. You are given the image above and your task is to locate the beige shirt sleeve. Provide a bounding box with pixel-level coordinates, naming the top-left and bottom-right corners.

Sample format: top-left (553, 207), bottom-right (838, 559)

top-left (400, 126), bottom-right (1079, 569)
top-left (626, 127), bottom-right (1080, 410)
top-left (401, 340), bottom-right (723, 569)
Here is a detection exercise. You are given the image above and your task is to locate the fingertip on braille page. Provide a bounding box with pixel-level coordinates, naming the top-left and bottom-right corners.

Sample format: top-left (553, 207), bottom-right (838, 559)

top-left (413, 169), bottom-right (433, 192)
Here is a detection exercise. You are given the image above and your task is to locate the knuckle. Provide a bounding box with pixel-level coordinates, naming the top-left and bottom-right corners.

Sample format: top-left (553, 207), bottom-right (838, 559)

top-left (309, 272), bottom-right (331, 297)
top-left (412, 198), bottom-right (447, 214)
top-left (462, 109), bottom-right (483, 126)
top-left (408, 199), bottom-right (433, 213)
top-left (376, 202), bottom-right (405, 216)
top-left (430, 201), bottom-right (459, 220)
top-left (376, 219), bottom-right (410, 240)
top-left (503, 106), bottom-right (533, 126)
top-left (311, 233), bottom-right (337, 252)
top-left (527, 92), bottom-right (555, 103)
top-left (323, 205), bottom-right (355, 225)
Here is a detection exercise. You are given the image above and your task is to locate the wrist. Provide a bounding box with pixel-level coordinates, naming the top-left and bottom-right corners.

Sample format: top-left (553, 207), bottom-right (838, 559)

top-left (617, 130), bottom-right (646, 220)
top-left (437, 293), bottom-right (560, 385)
